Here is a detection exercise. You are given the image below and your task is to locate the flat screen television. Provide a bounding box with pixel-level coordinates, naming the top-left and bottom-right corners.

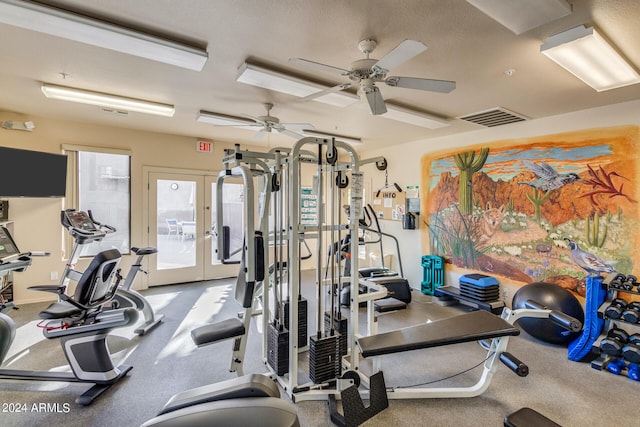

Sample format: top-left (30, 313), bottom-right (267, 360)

top-left (0, 146), bottom-right (68, 197)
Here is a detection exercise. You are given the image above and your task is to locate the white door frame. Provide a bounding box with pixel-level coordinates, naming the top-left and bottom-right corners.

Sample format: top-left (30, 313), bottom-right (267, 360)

top-left (142, 166), bottom-right (239, 287)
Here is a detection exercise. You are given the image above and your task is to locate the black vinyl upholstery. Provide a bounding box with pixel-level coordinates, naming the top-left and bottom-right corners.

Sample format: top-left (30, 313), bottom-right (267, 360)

top-left (357, 310), bottom-right (519, 358)
top-left (39, 249), bottom-right (121, 320)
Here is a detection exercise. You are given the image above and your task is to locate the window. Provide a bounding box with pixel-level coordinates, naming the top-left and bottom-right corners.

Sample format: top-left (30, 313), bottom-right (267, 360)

top-left (64, 146), bottom-right (131, 257)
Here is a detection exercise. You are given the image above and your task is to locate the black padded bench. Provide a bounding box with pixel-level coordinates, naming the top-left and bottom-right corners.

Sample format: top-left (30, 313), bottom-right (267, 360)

top-left (373, 298), bottom-right (407, 313)
top-left (357, 310), bottom-right (519, 358)
top-left (191, 318), bottom-right (245, 346)
top-left (504, 407), bottom-right (561, 427)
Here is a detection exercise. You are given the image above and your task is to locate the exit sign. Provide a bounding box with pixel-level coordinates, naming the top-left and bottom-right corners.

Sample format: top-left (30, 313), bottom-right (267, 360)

top-left (196, 140), bottom-right (212, 153)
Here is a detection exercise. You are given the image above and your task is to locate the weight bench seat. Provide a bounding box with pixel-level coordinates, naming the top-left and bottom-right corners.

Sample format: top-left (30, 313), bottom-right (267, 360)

top-left (504, 407), bottom-right (560, 427)
top-left (191, 318), bottom-right (245, 347)
top-left (374, 298), bottom-right (407, 313)
top-left (357, 310), bottom-right (519, 358)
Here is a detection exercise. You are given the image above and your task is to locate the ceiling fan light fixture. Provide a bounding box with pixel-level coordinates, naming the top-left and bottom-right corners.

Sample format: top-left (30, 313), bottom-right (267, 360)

top-left (541, 25), bottom-right (640, 91)
top-left (236, 62), bottom-right (359, 107)
top-left (41, 84), bottom-right (175, 117)
top-left (0, 0), bottom-right (208, 71)
top-left (383, 104), bottom-right (450, 129)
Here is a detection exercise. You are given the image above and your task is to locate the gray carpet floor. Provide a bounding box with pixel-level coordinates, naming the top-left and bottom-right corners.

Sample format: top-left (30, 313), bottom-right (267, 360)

top-left (0, 274), bottom-right (637, 427)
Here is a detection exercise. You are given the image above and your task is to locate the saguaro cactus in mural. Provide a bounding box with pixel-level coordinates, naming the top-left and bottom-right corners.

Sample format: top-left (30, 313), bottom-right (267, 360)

top-left (453, 147), bottom-right (489, 215)
top-left (526, 188), bottom-right (552, 220)
top-left (586, 212), bottom-right (608, 247)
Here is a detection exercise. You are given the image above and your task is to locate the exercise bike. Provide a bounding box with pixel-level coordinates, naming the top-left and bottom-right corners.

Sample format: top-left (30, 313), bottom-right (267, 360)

top-left (54, 209), bottom-right (163, 335)
top-left (0, 225), bottom-right (138, 405)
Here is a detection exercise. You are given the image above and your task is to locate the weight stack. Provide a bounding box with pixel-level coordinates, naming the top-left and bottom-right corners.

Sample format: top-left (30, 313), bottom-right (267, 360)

top-left (284, 296), bottom-right (308, 348)
top-left (324, 311), bottom-right (348, 357)
top-left (267, 322), bottom-right (289, 376)
top-left (309, 332), bottom-right (341, 384)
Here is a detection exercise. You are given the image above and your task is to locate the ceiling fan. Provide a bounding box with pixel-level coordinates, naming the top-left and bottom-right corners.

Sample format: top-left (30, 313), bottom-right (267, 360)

top-left (290, 39), bottom-right (456, 115)
top-left (198, 103), bottom-right (314, 141)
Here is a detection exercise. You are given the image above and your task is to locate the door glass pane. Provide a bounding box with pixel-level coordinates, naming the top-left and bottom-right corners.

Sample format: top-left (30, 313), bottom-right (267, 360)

top-left (156, 179), bottom-right (196, 270)
top-left (211, 182), bottom-right (244, 264)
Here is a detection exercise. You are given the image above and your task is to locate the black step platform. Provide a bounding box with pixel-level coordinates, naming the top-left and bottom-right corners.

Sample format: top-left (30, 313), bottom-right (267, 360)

top-left (435, 286), bottom-right (504, 314)
top-left (357, 310), bottom-right (519, 358)
top-left (459, 273), bottom-right (501, 302)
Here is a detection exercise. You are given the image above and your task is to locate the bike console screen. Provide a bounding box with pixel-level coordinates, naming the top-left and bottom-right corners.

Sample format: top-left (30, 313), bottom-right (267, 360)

top-left (0, 226), bottom-right (20, 262)
top-left (65, 210), bottom-right (97, 231)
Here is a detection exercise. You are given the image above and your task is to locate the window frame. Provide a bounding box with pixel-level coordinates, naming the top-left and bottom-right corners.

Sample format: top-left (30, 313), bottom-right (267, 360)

top-left (62, 145), bottom-right (132, 259)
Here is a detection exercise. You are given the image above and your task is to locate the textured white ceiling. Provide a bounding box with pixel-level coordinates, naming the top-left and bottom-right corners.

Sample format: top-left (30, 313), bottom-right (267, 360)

top-left (0, 0), bottom-right (639, 149)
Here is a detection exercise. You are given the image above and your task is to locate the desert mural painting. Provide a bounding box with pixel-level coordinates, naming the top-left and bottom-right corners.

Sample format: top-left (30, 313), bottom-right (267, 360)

top-left (421, 126), bottom-right (640, 299)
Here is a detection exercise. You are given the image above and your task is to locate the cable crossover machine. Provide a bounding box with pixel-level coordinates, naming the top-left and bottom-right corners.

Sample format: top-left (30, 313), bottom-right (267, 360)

top-left (182, 137), bottom-right (582, 427)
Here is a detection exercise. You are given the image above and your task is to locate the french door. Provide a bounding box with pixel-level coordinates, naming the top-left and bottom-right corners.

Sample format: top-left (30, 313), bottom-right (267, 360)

top-left (145, 168), bottom-right (243, 286)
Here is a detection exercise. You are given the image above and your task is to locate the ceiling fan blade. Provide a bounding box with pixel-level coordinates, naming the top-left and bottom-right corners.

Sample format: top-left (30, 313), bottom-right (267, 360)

top-left (385, 76), bottom-right (456, 93)
top-left (241, 113), bottom-right (264, 124)
top-left (364, 87), bottom-right (387, 115)
top-left (278, 128), bottom-right (305, 139)
top-left (279, 122), bottom-right (315, 130)
top-left (373, 39), bottom-right (427, 72)
top-left (300, 83), bottom-right (352, 102)
top-left (214, 124), bottom-right (261, 131)
top-left (289, 58), bottom-right (349, 75)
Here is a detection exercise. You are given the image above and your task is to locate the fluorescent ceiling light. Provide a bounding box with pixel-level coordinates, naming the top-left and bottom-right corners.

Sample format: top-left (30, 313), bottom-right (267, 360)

top-left (196, 110), bottom-right (258, 131)
top-left (197, 110), bottom-right (254, 126)
top-left (541, 25), bottom-right (640, 92)
top-left (0, 0), bottom-right (207, 71)
top-left (383, 104), bottom-right (450, 129)
top-left (302, 129), bottom-right (362, 145)
top-left (41, 84), bottom-right (175, 117)
top-left (236, 62), bottom-right (359, 108)
top-left (467, 0), bottom-right (571, 35)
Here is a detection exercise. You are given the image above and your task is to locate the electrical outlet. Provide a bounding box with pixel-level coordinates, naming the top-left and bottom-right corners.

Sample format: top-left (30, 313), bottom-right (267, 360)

top-left (50, 271), bottom-right (59, 281)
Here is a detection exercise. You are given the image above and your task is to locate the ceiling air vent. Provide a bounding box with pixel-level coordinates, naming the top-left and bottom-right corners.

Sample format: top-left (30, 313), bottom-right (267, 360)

top-left (458, 107), bottom-right (527, 127)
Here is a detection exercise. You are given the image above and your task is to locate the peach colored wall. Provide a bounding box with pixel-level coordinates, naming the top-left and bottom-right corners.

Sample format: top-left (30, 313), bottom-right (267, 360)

top-left (0, 110), bottom-right (262, 303)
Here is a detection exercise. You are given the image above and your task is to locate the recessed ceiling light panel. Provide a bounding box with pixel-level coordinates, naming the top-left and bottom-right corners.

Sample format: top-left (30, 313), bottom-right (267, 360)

top-left (467, 0), bottom-right (572, 35)
top-left (236, 62), bottom-right (359, 108)
top-left (541, 25), bottom-right (640, 91)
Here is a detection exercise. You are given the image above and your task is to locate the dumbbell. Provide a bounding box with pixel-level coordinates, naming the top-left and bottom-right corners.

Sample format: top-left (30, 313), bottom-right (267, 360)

top-left (622, 333), bottom-right (640, 364)
top-left (605, 358), bottom-right (626, 375)
top-left (622, 302), bottom-right (640, 323)
top-left (605, 298), bottom-right (628, 319)
top-left (628, 363), bottom-right (640, 381)
top-left (621, 275), bottom-right (638, 291)
top-left (607, 273), bottom-right (626, 289)
top-left (600, 328), bottom-right (630, 356)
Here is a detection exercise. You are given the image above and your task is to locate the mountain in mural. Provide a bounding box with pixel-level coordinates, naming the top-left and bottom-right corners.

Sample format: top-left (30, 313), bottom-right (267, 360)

top-left (429, 159), bottom-right (635, 227)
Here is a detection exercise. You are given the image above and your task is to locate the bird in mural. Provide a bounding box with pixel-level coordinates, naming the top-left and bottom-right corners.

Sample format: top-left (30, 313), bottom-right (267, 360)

top-left (517, 159), bottom-right (582, 191)
top-left (564, 238), bottom-right (615, 276)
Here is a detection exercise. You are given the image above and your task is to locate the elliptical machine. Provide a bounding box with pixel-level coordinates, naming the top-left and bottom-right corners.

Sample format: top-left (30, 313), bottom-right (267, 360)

top-left (57, 209), bottom-right (163, 335)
